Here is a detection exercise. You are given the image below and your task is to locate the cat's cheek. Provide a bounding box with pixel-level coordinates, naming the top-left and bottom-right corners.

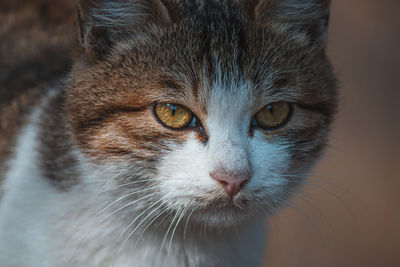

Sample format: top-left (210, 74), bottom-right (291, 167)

top-left (156, 134), bottom-right (219, 205)
top-left (245, 131), bottom-right (292, 196)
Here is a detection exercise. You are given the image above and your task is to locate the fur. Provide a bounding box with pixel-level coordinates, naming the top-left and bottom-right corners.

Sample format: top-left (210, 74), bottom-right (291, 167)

top-left (0, 0), bottom-right (337, 266)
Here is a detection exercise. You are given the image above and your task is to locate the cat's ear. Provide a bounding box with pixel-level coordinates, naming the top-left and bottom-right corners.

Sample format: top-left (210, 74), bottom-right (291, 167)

top-left (246, 0), bottom-right (331, 43)
top-left (77, 0), bottom-right (171, 60)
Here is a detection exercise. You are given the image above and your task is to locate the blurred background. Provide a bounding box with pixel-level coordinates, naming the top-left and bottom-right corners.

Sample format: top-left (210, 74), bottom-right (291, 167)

top-left (264, 0), bottom-right (400, 266)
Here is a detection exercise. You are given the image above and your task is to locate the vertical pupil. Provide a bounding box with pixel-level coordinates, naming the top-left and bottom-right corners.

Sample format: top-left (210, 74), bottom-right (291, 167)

top-left (168, 104), bottom-right (177, 116)
top-left (268, 104), bottom-right (274, 115)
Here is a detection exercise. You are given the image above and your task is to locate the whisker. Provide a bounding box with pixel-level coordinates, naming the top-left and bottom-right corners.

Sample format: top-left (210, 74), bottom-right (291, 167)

top-left (252, 201), bottom-right (278, 234)
top-left (283, 173), bottom-right (366, 208)
top-left (101, 192), bottom-right (159, 222)
top-left (118, 191), bottom-right (172, 238)
top-left (150, 204), bottom-right (176, 234)
top-left (99, 177), bottom-right (191, 195)
top-left (274, 195), bottom-right (330, 252)
top-left (99, 179), bottom-right (156, 194)
top-left (168, 206), bottom-right (188, 253)
top-left (259, 197), bottom-right (299, 267)
top-left (280, 211), bottom-right (299, 267)
top-left (117, 197), bottom-right (167, 254)
top-left (160, 206), bottom-right (181, 253)
top-left (286, 179), bottom-right (361, 233)
top-left (183, 208), bottom-right (195, 242)
top-left (95, 186), bottom-right (159, 217)
top-left (134, 204), bottom-right (177, 249)
top-left (120, 193), bottom-right (182, 252)
top-left (289, 189), bottom-right (336, 237)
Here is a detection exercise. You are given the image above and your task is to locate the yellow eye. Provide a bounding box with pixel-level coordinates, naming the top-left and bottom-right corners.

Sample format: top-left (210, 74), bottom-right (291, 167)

top-left (253, 102), bottom-right (291, 129)
top-left (154, 103), bottom-right (194, 129)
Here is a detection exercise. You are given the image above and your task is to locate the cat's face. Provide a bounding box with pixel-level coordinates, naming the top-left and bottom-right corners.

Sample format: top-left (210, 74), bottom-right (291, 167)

top-left (66, 0), bottom-right (336, 227)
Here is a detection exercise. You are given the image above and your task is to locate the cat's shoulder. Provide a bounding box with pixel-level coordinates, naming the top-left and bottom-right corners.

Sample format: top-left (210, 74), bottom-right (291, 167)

top-left (0, 88), bottom-right (43, 192)
top-left (0, 0), bottom-right (77, 188)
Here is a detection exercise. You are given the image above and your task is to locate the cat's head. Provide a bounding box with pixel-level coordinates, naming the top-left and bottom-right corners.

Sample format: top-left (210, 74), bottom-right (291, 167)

top-left (65, 0), bottom-right (337, 227)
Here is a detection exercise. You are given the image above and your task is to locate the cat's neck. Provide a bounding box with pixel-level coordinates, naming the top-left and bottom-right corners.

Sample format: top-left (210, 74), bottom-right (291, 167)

top-left (55, 189), bottom-right (266, 267)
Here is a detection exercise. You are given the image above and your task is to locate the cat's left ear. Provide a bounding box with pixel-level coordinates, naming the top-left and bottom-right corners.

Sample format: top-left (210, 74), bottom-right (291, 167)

top-left (245, 0), bottom-right (331, 44)
top-left (77, 0), bottom-right (172, 61)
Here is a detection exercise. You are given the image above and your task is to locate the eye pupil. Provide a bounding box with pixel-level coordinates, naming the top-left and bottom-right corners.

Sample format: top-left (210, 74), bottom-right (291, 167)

top-left (168, 104), bottom-right (177, 116)
top-left (267, 105), bottom-right (273, 115)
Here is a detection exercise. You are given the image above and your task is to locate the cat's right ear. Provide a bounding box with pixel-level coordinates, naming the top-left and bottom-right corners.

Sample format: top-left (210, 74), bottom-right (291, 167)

top-left (245, 0), bottom-right (331, 44)
top-left (77, 0), bottom-right (171, 61)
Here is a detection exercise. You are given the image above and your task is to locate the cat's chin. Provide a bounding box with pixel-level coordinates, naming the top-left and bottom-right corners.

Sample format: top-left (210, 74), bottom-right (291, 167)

top-left (188, 206), bottom-right (262, 229)
top-left (180, 196), bottom-right (270, 228)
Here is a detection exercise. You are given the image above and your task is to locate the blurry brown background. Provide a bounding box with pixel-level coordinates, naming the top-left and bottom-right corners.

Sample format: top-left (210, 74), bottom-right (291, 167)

top-left (264, 0), bottom-right (400, 266)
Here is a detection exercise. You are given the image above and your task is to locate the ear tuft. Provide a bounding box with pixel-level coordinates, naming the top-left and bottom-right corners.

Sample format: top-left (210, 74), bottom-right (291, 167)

top-left (77, 0), bottom-right (171, 60)
top-left (249, 0), bottom-right (331, 43)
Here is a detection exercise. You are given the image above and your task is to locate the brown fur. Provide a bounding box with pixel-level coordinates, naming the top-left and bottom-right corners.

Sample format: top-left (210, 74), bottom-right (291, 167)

top-left (0, 2), bottom-right (338, 265)
top-left (0, 0), bottom-right (78, 93)
top-left (0, 0), bottom-right (78, 187)
top-left (0, 0), bottom-right (337, 195)
top-left (63, 0), bottom-right (336, 168)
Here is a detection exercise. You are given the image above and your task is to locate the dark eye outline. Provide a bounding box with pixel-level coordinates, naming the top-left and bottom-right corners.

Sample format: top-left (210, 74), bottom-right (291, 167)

top-left (251, 102), bottom-right (293, 131)
top-left (151, 102), bottom-right (201, 131)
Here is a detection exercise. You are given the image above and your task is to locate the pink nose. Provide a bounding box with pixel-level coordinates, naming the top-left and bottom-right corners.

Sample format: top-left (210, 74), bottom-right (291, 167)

top-left (210, 169), bottom-right (251, 197)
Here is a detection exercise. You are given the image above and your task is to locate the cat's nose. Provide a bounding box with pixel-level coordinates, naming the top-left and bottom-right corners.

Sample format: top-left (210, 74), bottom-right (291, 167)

top-left (210, 169), bottom-right (251, 197)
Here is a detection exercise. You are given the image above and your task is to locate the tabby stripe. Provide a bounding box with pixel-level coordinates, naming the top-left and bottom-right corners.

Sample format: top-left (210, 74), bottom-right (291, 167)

top-left (75, 105), bottom-right (147, 131)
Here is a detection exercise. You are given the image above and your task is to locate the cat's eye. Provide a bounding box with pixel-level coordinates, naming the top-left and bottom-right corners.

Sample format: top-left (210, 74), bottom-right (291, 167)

top-left (252, 102), bottom-right (291, 129)
top-left (154, 103), bottom-right (195, 129)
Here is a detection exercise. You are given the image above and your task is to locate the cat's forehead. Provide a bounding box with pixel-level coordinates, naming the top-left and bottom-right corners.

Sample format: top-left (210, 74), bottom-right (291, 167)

top-left (114, 27), bottom-right (317, 108)
top-left (95, 0), bottom-right (335, 118)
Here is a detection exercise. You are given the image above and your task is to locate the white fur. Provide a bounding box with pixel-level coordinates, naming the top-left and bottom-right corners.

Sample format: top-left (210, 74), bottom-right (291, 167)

top-left (157, 72), bottom-right (292, 230)
top-left (0, 97), bottom-right (266, 266)
top-left (0, 106), bottom-right (57, 266)
top-left (0, 68), bottom-right (296, 267)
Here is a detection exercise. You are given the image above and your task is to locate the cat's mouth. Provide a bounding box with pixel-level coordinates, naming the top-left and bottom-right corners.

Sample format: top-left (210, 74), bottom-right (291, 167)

top-left (187, 201), bottom-right (261, 227)
top-left (181, 192), bottom-right (260, 219)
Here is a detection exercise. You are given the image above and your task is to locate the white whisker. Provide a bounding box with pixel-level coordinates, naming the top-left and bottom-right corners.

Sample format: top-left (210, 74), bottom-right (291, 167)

top-left (95, 186), bottom-right (159, 217)
top-left (159, 205), bottom-right (181, 254)
top-left (99, 179), bottom-right (156, 194)
top-left (168, 205), bottom-right (188, 253)
top-left (102, 192), bottom-right (159, 222)
top-left (117, 197), bottom-right (167, 254)
top-left (134, 205), bottom-right (175, 248)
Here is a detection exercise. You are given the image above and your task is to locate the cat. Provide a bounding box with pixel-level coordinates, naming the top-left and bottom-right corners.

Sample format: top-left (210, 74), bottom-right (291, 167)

top-left (0, 0), bottom-right (337, 266)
